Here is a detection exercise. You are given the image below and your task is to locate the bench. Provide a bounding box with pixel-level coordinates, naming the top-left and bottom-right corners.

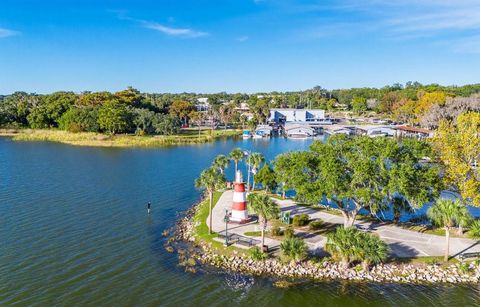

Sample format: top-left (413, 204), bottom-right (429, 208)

top-left (217, 232), bottom-right (260, 247)
top-left (459, 252), bottom-right (480, 260)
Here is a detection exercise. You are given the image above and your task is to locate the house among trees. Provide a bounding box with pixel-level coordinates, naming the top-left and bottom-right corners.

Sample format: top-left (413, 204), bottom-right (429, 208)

top-left (195, 97), bottom-right (210, 112)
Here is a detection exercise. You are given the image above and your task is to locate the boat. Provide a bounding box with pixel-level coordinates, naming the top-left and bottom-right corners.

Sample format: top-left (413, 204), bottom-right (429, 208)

top-left (242, 130), bottom-right (251, 139)
top-left (254, 125), bottom-right (273, 138)
top-left (286, 132), bottom-right (310, 139)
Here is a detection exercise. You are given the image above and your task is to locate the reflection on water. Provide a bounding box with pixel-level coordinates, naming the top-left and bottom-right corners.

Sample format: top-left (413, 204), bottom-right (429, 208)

top-left (1, 136), bottom-right (480, 305)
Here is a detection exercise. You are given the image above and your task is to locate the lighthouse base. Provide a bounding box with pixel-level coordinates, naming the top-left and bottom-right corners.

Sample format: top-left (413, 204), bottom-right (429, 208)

top-left (229, 210), bottom-right (252, 224)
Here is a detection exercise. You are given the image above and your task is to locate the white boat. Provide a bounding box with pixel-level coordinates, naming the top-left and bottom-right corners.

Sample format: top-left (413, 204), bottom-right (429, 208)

top-left (242, 130), bottom-right (251, 139)
top-left (284, 125), bottom-right (315, 138)
top-left (254, 125), bottom-right (273, 138)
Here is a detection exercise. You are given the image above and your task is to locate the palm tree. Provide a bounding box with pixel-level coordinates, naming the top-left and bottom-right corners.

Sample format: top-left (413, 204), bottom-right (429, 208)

top-left (250, 152), bottom-right (265, 191)
top-left (195, 167), bottom-right (226, 234)
top-left (229, 148), bottom-right (244, 173)
top-left (456, 201), bottom-right (472, 235)
top-left (325, 226), bottom-right (361, 268)
top-left (212, 154), bottom-right (229, 175)
top-left (247, 193), bottom-right (280, 248)
top-left (358, 234), bottom-right (389, 271)
top-left (427, 199), bottom-right (471, 262)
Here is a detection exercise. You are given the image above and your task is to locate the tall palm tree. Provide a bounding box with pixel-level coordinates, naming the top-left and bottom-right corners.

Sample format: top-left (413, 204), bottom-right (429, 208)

top-left (195, 167), bottom-right (226, 234)
top-left (212, 154), bottom-right (229, 175)
top-left (427, 199), bottom-right (471, 262)
top-left (229, 148), bottom-right (244, 173)
top-left (247, 193), bottom-right (280, 248)
top-left (250, 152), bottom-right (265, 191)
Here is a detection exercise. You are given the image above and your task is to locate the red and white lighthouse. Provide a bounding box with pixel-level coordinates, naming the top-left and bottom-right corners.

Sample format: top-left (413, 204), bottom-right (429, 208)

top-left (230, 170), bottom-right (248, 223)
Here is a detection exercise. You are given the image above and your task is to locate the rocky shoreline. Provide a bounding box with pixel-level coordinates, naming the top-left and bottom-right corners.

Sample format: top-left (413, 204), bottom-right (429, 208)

top-left (167, 199), bottom-right (480, 285)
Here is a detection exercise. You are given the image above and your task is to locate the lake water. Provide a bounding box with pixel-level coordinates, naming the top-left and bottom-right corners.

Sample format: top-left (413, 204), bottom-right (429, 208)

top-left (1, 136), bottom-right (479, 306)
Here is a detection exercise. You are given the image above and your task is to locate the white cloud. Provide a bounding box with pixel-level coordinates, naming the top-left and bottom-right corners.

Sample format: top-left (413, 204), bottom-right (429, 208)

top-left (236, 35), bottom-right (249, 42)
top-left (0, 27), bottom-right (20, 38)
top-left (143, 22), bottom-right (208, 38)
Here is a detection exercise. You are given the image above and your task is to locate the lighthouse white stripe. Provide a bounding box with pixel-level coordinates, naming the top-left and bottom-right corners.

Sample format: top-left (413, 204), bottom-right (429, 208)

top-left (233, 193), bottom-right (246, 202)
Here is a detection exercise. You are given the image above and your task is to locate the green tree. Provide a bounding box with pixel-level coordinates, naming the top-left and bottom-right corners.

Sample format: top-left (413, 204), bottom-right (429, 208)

top-left (169, 100), bottom-right (195, 125)
top-left (98, 100), bottom-right (131, 134)
top-left (427, 199), bottom-right (471, 261)
top-left (247, 193), bottom-right (280, 248)
top-left (391, 196), bottom-right (414, 224)
top-left (195, 167), bottom-right (226, 234)
top-left (250, 152), bottom-right (265, 191)
top-left (115, 87), bottom-right (144, 107)
top-left (255, 163), bottom-right (277, 192)
top-left (212, 154), bottom-right (229, 175)
top-left (58, 106), bottom-right (99, 132)
top-left (132, 108), bottom-right (156, 134)
top-left (229, 148), bottom-right (244, 173)
top-left (154, 114), bottom-right (181, 135)
top-left (273, 152), bottom-right (313, 199)
top-left (305, 135), bottom-right (441, 226)
top-left (351, 97), bottom-right (368, 114)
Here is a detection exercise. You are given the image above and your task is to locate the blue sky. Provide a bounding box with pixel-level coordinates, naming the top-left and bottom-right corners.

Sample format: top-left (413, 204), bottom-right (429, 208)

top-left (1, 0), bottom-right (480, 94)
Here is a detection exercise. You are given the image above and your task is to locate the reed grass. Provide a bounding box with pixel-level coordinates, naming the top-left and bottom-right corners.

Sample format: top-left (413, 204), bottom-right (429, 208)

top-left (0, 128), bottom-right (241, 148)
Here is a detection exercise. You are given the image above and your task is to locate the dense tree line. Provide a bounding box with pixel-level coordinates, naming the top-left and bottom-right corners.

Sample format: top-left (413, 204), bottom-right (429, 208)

top-left (2, 82), bottom-right (480, 133)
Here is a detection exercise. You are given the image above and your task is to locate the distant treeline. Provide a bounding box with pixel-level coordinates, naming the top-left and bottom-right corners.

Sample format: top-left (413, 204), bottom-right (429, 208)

top-left (1, 82), bottom-right (480, 134)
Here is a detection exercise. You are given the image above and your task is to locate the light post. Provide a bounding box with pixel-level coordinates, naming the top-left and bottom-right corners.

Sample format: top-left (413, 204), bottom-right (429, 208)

top-left (244, 150), bottom-right (251, 191)
top-left (224, 209), bottom-right (229, 246)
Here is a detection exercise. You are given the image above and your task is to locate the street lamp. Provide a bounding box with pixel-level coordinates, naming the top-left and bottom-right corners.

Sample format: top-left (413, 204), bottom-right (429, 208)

top-left (243, 150), bottom-right (252, 191)
top-left (223, 209), bottom-right (229, 246)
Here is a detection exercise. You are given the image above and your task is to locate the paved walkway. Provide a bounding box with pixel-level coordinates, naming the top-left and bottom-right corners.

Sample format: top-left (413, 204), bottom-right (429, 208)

top-left (209, 190), bottom-right (480, 258)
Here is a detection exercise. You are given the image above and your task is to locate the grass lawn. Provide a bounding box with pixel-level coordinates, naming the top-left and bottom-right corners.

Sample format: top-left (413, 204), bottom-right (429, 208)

top-left (2, 128), bottom-right (241, 148)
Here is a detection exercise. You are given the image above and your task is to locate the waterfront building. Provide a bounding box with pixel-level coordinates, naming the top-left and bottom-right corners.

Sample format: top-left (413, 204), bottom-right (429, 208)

top-left (268, 108), bottom-right (325, 124)
top-left (394, 126), bottom-right (433, 138)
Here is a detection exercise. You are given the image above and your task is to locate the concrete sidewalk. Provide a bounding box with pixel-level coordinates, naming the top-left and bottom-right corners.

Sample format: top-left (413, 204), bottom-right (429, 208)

top-left (208, 190), bottom-right (480, 258)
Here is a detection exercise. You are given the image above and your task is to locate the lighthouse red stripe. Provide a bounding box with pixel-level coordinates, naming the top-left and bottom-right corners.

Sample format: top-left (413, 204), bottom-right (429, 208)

top-left (234, 184), bottom-right (245, 192)
top-left (232, 202), bottom-right (246, 210)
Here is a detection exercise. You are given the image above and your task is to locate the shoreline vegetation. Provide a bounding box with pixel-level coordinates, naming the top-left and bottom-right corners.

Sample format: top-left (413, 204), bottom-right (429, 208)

top-left (0, 128), bottom-right (241, 148)
top-left (169, 193), bottom-right (480, 285)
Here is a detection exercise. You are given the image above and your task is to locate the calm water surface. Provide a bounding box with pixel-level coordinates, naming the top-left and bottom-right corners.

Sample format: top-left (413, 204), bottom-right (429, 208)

top-left (1, 137), bottom-right (479, 306)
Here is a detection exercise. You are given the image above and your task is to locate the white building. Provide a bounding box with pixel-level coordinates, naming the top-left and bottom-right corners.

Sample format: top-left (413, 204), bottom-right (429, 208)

top-left (195, 97), bottom-right (210, 112)
top-left (269, 109), bottom-right (325, 124)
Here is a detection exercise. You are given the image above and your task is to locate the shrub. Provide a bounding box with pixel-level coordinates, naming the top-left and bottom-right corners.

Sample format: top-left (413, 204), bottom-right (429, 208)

top-left (284, 226), bottom-right (295, 239)
top-left (292, 214), bottom-right (310, 227)
top-left (249, 246), bottom-right (268, 261)
top-left (458, 262), bottom-right (471, 274)
top-left (270, 226), bottom-right (281, 236)
top-left (468, 220), bottom-right (480, 239)
top-left (280, 237), bottom-right (308, 261)
top-left (426, 258), bottom-right (439, 266)
top-left (309, 219), bottom-right (323, 231)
